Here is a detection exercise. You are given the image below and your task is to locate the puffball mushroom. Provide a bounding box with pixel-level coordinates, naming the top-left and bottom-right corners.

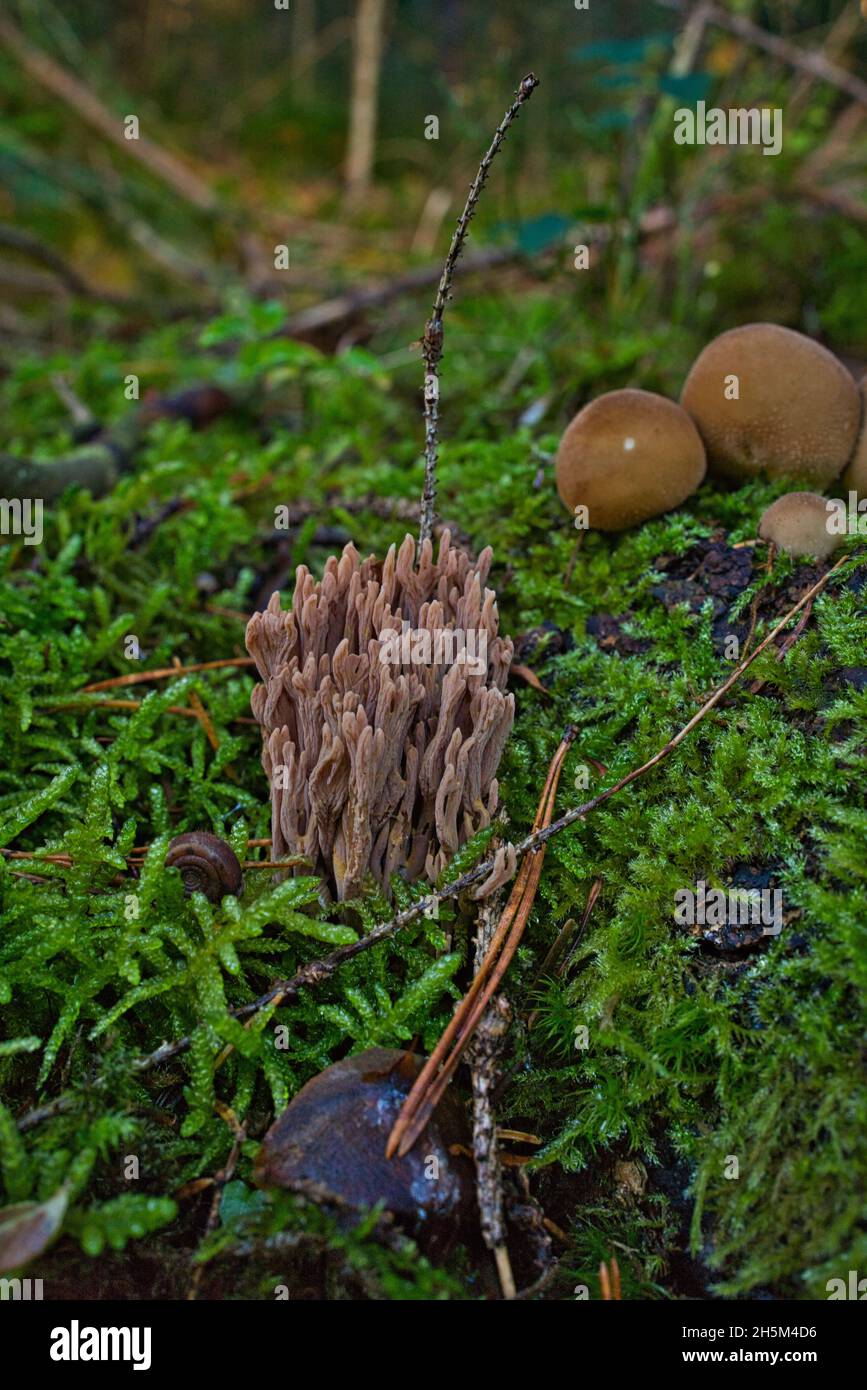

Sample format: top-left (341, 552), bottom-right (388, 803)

top-left (841, 376), bottom-right (867, 499)
top-left (254, 1048), bottom-right (475, 1253)
top-left (554, 388), bottom-right (706, 530)
top-left (758, 491), bottom-right (841, 560)
top-left (681, 323), bottom-right (861, 486)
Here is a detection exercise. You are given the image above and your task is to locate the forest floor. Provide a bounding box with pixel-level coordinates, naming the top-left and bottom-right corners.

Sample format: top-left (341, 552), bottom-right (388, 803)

top-left (1, 283), bottom-right (866, 1300)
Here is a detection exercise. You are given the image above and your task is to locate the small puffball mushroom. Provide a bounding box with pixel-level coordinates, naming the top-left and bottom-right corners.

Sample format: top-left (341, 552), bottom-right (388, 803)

top-left (841, 376), bottom-right (867, 499)
top-left (758, 491), bottom-right (841, 560)
top-left (555, 388), bottom-right (706, 531)
top-left (681, 323), bottom-right (860, 486)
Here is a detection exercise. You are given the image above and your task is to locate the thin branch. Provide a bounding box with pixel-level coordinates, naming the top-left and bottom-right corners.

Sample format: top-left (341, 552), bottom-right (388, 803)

top-left (467, 890), bottom-right (513, 1297)
top-left (386, 729), bottom-right (574, 1160)
top-left (418, 73), bottom-right (539, 546)
top-left (749, 596), bottom-right (814, 694)
top-left (80, 657), bottom-right (255, 694)
top-left (278, 244), bottom-right (523, 341)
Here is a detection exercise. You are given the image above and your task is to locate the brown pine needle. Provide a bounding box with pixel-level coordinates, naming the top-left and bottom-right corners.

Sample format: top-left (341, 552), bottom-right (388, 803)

top-left (599, 1256), bottom-right (622, 1300)
top-left (510, 662), bottom-right (551, 696)
top-left (386, 727), bottom-right (575, 1159)
top-left (48, 696), bottom-right (202, 718)
top-left (495, 1244), bottom-right (517, 1301)
top-left (81, 656), bottom-right (255, 693)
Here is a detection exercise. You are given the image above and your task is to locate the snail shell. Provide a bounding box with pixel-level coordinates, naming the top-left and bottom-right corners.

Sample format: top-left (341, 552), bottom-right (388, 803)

top-left (165, 831), bottom-right (243, 901)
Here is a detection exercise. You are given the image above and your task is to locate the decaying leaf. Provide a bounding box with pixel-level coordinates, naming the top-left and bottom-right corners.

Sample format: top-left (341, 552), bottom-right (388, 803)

top-left (0, 1187), bottom-right (68, 1274)
top-left (253, 1047), bottom-right (475, 1252)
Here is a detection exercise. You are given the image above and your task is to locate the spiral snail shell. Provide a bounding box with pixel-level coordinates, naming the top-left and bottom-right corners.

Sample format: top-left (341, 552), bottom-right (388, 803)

top-left (165, 831), bottom-right (243, 901)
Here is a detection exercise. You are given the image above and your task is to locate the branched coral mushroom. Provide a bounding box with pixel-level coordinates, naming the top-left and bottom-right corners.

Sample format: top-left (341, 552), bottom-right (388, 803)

top-left (246, 530), bottom-right (514, 901)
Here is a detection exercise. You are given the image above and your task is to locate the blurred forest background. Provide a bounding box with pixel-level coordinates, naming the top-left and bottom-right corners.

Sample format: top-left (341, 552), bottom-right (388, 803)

top-left (1, 0), bottom-right (866, 374)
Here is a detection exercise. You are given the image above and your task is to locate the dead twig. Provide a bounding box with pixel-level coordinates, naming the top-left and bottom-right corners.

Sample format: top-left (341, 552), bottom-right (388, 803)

top-left (739, 540), bottom-right (777, 665)
top-left (749, 596), bottom-right (814, 694)
top-left (278, 246), bottom-right (524, 342)
top-left (0, 224), bottom-right (127, 304)
top-left (387, 727), bottom-right (574, 1160)
top-left (418, 73), bottom-right (540, 545)
top-left (466, 889), bottom-right (514, 1298)
top-left (527, 877), bottom-right (603, 1029)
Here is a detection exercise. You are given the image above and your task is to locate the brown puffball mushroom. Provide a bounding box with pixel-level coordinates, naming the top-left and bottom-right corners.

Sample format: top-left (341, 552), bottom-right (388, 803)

top-left (841, 376), bottom-right (867, 499)
top-left (758, 491), bottom-right (841, 560)
top-left (681, 323), bottom-right (860, 486)
top-left (254, 1048), bottom-right (476, 1255)
top-left (555, 388), bottom-right (706, 530)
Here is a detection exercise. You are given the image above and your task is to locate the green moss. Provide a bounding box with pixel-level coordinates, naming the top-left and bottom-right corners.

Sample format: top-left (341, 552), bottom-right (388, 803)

top-left (1, 295), bottom-right (865, 1298)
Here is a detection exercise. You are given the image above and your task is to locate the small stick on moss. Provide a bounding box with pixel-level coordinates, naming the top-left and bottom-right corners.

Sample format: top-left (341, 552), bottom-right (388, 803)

top-left (738, 540), bottom-right (777, 668)
top-left (418, 73), bottom-right (539, 546)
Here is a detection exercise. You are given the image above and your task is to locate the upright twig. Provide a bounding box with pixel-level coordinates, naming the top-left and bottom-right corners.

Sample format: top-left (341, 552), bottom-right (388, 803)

top-left (418, 73), bottom-right (539, 546)
top-left (527, 877), bottom-right (602, 1030)
top-left (466, 889), bottom-right (514, 1298)
top-left (599, 1257), bottom-right (622, 1301)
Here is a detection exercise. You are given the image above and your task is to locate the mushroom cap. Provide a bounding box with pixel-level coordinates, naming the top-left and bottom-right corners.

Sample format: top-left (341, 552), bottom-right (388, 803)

top-left (253, 1048), bottom-right (475, 1251)
top-left (681, 323), bottom-right (860, 486)
top-left (841, 375), bottom-right (867, 498)
top-left (554, 388), bottom-right (706, 531)
top-left (758, 491), bottom-right (841, 560)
